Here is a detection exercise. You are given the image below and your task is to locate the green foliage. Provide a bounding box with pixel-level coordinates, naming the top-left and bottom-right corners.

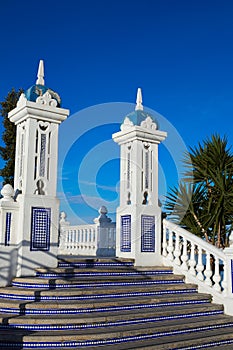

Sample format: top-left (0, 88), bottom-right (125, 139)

top-left (165, 134), bottom-right (233, 247)
top-left (0, 88), bottom-right (23, 186)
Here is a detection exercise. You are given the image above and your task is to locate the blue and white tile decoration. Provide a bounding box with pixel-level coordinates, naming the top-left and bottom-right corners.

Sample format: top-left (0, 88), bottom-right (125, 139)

top-left (31, 207), bottom-right (51, 251)
top-left (4, 212), bottom-right (12, 246)
top-left (120, 215), bottom-right (131, 252)
top-left (231, 259), bottom-right (233, 294)
top-left (141, 215), bottom-right (155, 252)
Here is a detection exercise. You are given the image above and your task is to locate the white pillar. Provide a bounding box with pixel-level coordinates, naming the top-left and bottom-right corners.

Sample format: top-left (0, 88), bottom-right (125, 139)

top-left (8, 61), bottom-right (69, 276)
top-left (113, 89), bottom-right (167, 266)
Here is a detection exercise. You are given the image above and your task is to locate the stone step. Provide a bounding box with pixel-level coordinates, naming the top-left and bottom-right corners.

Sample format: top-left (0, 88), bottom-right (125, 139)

top-left (1, 257), bottom-right (231, 349)
top-left (35, 267), bottom-right (173, 279)
top-left (0, 315), bottom-right (233, 348)
top-left (0, 283), bottom-right (197, 301)
top-left (0, 293), bottom-right (211, 315)
top-left (11, 273), bottom-right (185, 289)
top-left (58, 257), bottom-right (134, 264)
top-left (0, 304), bottom-right (224, 330)
top-left (58, 259), bottom-right (134, 269)
top-left (37, 265), bottom-right (172, 272)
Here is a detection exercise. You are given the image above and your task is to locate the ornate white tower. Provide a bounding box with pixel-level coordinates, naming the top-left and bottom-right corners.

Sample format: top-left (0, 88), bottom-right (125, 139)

top-left (8, 61), bottom-right (69, 276)
top-left (113, 89), bottom-right (167, 266)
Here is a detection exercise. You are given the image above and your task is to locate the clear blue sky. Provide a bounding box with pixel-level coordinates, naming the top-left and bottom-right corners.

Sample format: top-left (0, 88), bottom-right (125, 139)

top-left (1, 0), bottom-right (233, 223)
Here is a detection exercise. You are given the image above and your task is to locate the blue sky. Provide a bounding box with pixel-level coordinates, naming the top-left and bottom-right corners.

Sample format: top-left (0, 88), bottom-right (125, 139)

top-left (1, 0), bottom-right (233, 223)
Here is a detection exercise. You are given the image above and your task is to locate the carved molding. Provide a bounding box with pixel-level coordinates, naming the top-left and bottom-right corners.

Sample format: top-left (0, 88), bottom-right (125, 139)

top-left (36, 91), bottom-right (58, 107)
top-left (121, 117), bottom-right (134, 131)
top-left (17, 93), bottom-right (27, 108)
top-left (140, 116), bottom-right (157, 130)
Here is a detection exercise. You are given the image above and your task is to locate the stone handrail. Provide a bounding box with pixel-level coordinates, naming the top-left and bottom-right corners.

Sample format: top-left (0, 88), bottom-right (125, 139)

top-left (162, 219), bottom-right (233, 315)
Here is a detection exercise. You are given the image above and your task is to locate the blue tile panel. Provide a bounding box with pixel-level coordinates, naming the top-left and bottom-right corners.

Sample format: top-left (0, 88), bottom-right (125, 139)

top-left (4, 212), bottom-right (12, 246)
top-left (120, 215), bottom-right (131, 252)
top-left (141, 215), bottom-right (155, 252)
top-left (232, 259), bottom-right (233, 294)
top-left (31, 207), bottom-right (51, 251)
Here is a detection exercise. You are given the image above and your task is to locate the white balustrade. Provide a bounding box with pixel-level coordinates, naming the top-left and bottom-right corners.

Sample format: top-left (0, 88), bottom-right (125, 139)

top-left (162, 219), bottom-right (230, 310)
top-left (58, 207), bottom-right (116, 257)
top-left (59, 224), bottom-right (98, 256)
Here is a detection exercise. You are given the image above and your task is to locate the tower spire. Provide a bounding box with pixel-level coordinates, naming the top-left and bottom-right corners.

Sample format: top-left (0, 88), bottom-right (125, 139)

top-left (135, 88), bottom-right (143, 111)
top-left (36, 60), bottom-right (45, 85)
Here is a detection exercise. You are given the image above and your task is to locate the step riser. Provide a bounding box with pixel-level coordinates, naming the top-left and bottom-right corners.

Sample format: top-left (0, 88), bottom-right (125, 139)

top-left (58, 262), bottom-right (134, 268)
top-left (0, 310), bottom-right (223, 331)
top-left (1, 323), bottom-right (233, 348)
top-left (0, 299), bottom-right (210, 315)
top-left (36, 271), bottom-right (173, 278)
top-left (11, 279), bottom-right (184, 289)
top-left (0, 289), bottom-right (197, 301)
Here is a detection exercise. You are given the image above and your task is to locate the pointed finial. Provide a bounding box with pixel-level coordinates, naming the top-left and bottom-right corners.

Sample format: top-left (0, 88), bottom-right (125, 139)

top-left (36, 60), bottom-right (45, 85)
top-left (135, 88), bottom-right (143, 111)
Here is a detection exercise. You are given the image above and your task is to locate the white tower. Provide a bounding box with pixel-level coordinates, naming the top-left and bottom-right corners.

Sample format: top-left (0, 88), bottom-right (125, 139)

top-left (8, 60), bottom-right (69, 276)
top-left (113, 89), bottom-right (167, 266)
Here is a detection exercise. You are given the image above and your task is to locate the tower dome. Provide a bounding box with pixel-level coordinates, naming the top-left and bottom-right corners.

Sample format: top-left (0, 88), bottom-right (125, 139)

top-left (122, 88), bottom-right (158, 129)
top-left (24, 60), bottom-right (61, 107)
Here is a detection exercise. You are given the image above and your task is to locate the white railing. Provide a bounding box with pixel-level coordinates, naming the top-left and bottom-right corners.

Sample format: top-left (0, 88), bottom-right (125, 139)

top-left (58, 207), bottom-right (116, 257)
top-left (162, 219), bottom-right (233, 315)
top-left (59, 224), bottom-right (97, 256)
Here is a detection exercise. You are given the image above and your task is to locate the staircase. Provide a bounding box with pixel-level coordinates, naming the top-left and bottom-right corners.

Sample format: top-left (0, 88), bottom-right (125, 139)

top-left (0, 258), bottom-right (233, 349)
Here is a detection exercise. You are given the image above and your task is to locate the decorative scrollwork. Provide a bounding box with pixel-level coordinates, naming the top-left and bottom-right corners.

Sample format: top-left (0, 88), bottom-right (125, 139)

top-left (17, 93), bottom-right (27, 108)
top-left (140, 116), bottom-right (157, 130)
top-left (36, 91), bottom-right (58, 107)
top-left (121, 117), bottom-right (134, 131)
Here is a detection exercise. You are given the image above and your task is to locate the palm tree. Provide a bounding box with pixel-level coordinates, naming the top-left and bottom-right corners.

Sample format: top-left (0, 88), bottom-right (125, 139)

top-left (165, 134), bottom-right (233, 247)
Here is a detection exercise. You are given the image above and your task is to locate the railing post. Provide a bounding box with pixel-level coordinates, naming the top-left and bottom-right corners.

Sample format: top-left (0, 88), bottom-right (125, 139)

top-left (94, 206), bottom-right (116, 257)
top-left (222, 240), bottom-right (233, 315)
top-left (59, 212), bottom-right (70, 255)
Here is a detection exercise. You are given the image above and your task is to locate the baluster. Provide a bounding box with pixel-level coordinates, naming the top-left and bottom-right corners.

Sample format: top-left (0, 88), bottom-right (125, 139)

top-left (65, 230), bottom-right (69, 250)
top-left (174, 233), bottom-right (181, 265)
top-left (181, 237), bottom-right (189, 271)
top-left (213, 257), bottom-right (221, 292)
top-left (73, 230), bottom-right (76, 250)
top-left (196, 245), bottom-right (204, 281)
top-left (221, 259), bottom-right (228, 295)
top-left (204, 252), bottom-right (213, 286)
top-left (162, 225), bottom-right (168, 257)
top-left (167, 229), bottom-right (174, 261)
top-left (189, 242), bottom-right (196, 276)
top-left (67, 230), bottom-right (71, 249)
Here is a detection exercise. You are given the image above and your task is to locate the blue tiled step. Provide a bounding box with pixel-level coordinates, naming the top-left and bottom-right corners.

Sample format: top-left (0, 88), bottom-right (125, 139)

top-left (11, 275), bottom-right (184, 289)
top-left (58, 259), bottom-right (134, 269)
top-left (0, 294), bottom-right (211, 315)
top-left (0, 317), bottom-right (233, 349)
top-left (0, 285), bottom-right (197, 301)
top-left (0, 307), bottom-right (223, 331)
top-left (35, 268), bottom-right (173, 279)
